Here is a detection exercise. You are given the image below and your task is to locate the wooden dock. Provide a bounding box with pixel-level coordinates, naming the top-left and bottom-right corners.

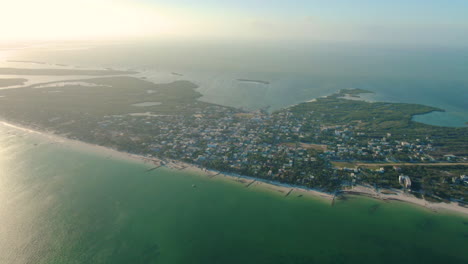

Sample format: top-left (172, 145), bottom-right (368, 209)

top-left (208, 172), bottom-right (221, 179)
top-left (245, 180), bottom-right (256, 188)
top-left (331, 191), bottom-right (342, 207)
top-left (145, 165), bottom-right (162, 172)
top-left (285, 188), bottom-right (294, 197)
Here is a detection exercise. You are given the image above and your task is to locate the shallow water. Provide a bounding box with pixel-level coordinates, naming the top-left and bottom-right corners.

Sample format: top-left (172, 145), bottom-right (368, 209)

top-left (0, 125), bottom-right (467, 264)
top-left (132, 102), bottom-right (162, 107)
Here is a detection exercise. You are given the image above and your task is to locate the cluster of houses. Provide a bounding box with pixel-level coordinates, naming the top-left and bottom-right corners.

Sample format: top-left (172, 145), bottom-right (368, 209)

top-left (398, 175), bottom-right (412, 189)
top-left (90, 101), bottom-right (461, 189)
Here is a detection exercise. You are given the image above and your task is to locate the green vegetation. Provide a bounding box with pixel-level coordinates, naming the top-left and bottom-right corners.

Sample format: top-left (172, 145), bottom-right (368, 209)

top-left (0, 78), bottom-right (466, 203)
top-left (0, 76), bottom-right (214, 141)
top-left (288, 89), bottom-right (467, 157)
top-left (0, 77), bottom-right (201, 116)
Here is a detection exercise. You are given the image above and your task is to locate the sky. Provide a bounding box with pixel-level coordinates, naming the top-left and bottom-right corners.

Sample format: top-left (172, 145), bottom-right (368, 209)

top-left (1, 0), bottom-right (468, 46)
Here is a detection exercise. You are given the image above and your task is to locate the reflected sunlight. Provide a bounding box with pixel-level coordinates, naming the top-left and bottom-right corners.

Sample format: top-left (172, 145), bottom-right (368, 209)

top-left (0, 0), bottom-right (176, 42)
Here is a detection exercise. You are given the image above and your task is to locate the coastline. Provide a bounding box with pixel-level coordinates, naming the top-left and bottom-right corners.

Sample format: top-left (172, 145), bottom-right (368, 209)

top-left (0, 120), bottom-right (334, 203)
top-left (1, 120), bottom-right (467, 216)
top-left (342, 185), bottom-right (468, 216)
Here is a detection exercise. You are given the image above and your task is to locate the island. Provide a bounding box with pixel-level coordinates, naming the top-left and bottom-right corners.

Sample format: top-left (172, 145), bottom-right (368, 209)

top-left (0, 76), bottom-right (466, 206)
top-left (0, 67), bottom-right (137, 76)
top-left (7, 60), bottom-right (46, 64)
top-left (237, 79), bottom-right (270, 85)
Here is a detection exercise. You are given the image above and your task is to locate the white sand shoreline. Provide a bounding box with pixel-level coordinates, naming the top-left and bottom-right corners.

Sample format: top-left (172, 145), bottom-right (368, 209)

top-left (1, 120), bottom-right (467, 216)
top-left (342, 185), bottom-right (468, 216)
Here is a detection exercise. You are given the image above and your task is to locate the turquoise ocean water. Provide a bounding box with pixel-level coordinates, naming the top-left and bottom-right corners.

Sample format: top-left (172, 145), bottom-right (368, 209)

top-left (0, 125), bottom-right (467, 264)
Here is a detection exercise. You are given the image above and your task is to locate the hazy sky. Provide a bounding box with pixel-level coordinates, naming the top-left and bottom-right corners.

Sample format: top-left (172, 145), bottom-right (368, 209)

top-left (1, 0), bottom-right (468, 46)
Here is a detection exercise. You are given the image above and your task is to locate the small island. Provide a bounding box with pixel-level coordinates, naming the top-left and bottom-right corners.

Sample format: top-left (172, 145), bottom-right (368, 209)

top-left (7, 60), bottom-right (46, 64)
top-left (237, 79), bottom-right (270, 85)
top-left (0, 67), bottom-right (138, 76)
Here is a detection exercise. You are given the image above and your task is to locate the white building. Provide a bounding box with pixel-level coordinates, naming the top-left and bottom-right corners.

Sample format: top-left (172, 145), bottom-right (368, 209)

top-left (399, 175), bottom-right (412, 189)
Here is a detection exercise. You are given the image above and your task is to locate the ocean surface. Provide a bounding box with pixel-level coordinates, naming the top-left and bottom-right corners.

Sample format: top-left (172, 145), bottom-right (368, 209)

top-left (1, 125), bottom-right (467, 264)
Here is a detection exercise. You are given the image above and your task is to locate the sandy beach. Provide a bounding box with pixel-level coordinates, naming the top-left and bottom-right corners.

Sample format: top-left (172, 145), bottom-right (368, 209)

top-left (1, 120), bottom-right (467, 216)
top-left (343, 185), bottom-right (468, 216)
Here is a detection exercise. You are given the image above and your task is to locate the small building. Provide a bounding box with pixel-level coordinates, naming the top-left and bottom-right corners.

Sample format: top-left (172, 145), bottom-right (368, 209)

top-left (399, 175), bottom-right (411, 189)
top-left (444, 154), bottom-right (457, 161)
top-left (461, 175), bottom-right (468, 185)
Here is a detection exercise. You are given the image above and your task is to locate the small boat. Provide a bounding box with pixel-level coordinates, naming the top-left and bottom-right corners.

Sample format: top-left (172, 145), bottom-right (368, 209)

top-left (192, 184), bottom-right (197, 188)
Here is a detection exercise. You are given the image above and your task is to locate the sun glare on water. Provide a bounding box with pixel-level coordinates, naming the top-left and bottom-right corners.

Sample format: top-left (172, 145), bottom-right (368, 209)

top-left (0, 0), bottom-right (176, 43)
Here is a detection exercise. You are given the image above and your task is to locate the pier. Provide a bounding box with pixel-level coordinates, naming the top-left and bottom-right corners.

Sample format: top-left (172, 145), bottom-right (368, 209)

top-left (285, 188), bottom-right (294, 197)
top-left (245, 180), bottom-right (256, 188)
top-left (208, 172), bottom-right (221, 179)
top-left (145, 165), bottom-right (162, 172)
top-left (331, 191), bottom-right (343, 207)
top-left (331, 192), bottom-right (339, 207)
